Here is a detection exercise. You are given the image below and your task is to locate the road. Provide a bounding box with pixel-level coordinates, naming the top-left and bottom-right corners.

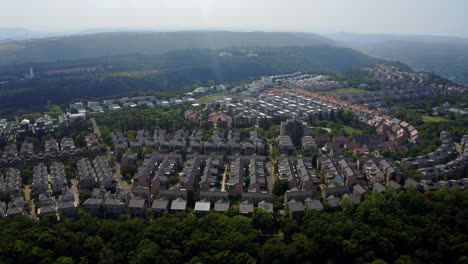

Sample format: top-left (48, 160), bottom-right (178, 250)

top-left (266, 161), bottom-right (277, 193)
top-left (70, 179), bottom-right (80, 206)
top-left (114, 163), bottom-right (131, 192)
top-left (221, 164), bottom-right (229, 192)
top-left (90, 118), bottom-right (102, 137)
top-left (24, 184), bottom-right (36, 218)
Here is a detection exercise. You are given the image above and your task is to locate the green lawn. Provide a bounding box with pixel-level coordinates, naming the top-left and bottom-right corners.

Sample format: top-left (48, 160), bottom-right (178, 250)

top-left (342, 125), bottom-right (364, 136)
top-left (323, 87), bottom-right (366, 94)
top-left (422, 115), bottom-right (448, 123)
top-left (196, 93), bottom-right (230, 104)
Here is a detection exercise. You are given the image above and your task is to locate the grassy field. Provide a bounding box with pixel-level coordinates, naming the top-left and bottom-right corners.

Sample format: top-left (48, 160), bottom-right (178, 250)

top-left (422, 115), bottom-right (448, 123)
top-left (323, 87), bottom-right (366, 94)
top-left (196, 93), bottom-right (231, 104)
top-left (342, 125), bottom-right (365, 136)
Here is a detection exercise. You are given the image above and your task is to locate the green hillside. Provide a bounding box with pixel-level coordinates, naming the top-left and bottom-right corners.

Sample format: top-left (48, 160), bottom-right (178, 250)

top-left (0, 31), bottom-right (335, 66)
top-left (0, 46), bottom-right (381, 114)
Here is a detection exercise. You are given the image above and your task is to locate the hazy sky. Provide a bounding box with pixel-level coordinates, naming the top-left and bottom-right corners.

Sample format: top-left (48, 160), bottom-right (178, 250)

top-left (2, 0), bottom-right (468, 37)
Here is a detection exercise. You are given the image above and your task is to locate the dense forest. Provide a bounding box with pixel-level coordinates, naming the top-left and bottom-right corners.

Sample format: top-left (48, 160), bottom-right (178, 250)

top-left (0, 188), bottom-right (466, 264)
top-left (0, 46), bottom-right (381, 114)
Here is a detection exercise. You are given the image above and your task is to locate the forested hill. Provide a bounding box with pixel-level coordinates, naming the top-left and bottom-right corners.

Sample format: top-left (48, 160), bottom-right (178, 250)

top-left (360, 40), bottom-right (468, 85)
top-left (0, 31), bottom-right (336, 66)
top-left (326, 33), bottom-right (468, 85)
top-left (0, 46), bottom-right (381, 114)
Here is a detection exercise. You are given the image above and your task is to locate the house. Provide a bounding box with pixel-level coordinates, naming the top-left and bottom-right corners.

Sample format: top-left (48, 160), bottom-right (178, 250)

top-left (103, 197), bottom-right (124, 218)
top-left (277, 158), bottom-right (298, 189)
top-left (287, 199), bottom-right (305, 219)
top-left (239, 200), bottom-right (254, 215)
top-left (388, 180), bottom-right (402, 191)
top-left (170, 198), bottom-right (187, 213)
top-left (0, 202), bottom-right (6, 218)
top-left (6, 197), bottom-right (25, 218)
top-left (352, 184), bottom-right (367, 199)
top-left (83, 197), bottom-right (103, 217)
top-left (214, 199), bottom-right (230, 213)
top-left (152, 197), bottom-right (169, 216)
top-left (284, 189), bottom-right (313, 203)
top-left (200, 191), bottom-right (229, 203)
top-left (248, 158), bottom-right (267, 192)
top-left (257, 200), bottom-right (274, 213)
top-left (304, 198), bottom-right (323, 210)
top-left (405, 178), bottom-right (419, 189)
top-left (242, 192), bottom-right (272, 204)
top-left (128, 198), bottom-right (146, 217)
top-left (321, 184), bottom-right (349, 199)
top-left (324, 195), bottom-right (340, 208)
top-left (373, 182), bottom-right (385, 193)
top-left (58, 201), bottom-right (77, 218)
top-left (227, 158), bottom-right (245, 196)
top-left (194, 199), bottom-right (211, 217)
top-left (38, 203), bottom-right (57, 218)
top-left (301, 136), bottom-right (318, 152)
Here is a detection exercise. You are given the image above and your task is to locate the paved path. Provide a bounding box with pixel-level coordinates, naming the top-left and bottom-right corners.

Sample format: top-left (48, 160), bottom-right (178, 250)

top-left (90, 118), bottom-right (102, 137)
top-left (24, 184), bottom-right (36, 218)
top-left (221, 164), bottom-right (228, 192)
top-left (70, 179), bottom-right (80, 206)
top-left (266, 161), bottom-right (277, 193)
top-left (114, 163), bottom-right (131, 192)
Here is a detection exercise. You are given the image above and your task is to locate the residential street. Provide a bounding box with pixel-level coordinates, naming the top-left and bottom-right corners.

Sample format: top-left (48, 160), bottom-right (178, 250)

top-left (24, 184), bottom-right (36, 218)
top-left (70, 179), bottom-right (80, 206)
top-left (114, 163), bottom-right (131, 192)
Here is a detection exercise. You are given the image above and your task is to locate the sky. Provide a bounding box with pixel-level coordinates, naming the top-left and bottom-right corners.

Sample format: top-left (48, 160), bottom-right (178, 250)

top-left (1, 0), bottom-right (468, 37)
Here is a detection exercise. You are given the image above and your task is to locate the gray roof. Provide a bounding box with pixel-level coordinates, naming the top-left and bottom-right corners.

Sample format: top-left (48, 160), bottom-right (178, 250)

top-left (170, 198), bottom-right (187, 211)
top-left (239, 200), bottom-right (254, 214)
top-left (257, 200), bottom-right (273, 213)
top-left (83, 198), bottom-right (103, 205)
top-left (128, 199), bottom-right (146, 208)
top-left (214, 199), bottom-right (230, 212)
top-left (388, 180), bottom-right (401, 190)
top-left (151, 198), bottom-right (169, 210)
top-left (325, 196), bottom-right (340, 208)
top-left (194, 200), bottom-right (211, 212)
top-left (287, 199), bottom-right (305, 212)
top-left (58, 201), bottom-right (76, 209)
top-left (405, 178), bottom-right (418, 188)
top-left (373, 182), bottom-right (385, 193)
top-left (304, 198), bottom-right (323, 210)
top-left (353, 184), bottom-right (366, 195)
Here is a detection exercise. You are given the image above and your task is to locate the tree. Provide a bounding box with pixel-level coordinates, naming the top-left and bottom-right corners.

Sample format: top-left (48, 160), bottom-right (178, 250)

top-left (252, 208), bottom-right (274, 232)
top-left (79, 190), bottom-right (92, 204)
top-left (272, 179), bottom-right (288, 197)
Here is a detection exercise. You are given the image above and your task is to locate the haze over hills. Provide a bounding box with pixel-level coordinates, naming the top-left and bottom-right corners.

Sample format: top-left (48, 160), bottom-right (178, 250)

top-left (0, 31), bottom-right (336, 66)
top-left (0, 27), bottom-right (61, 41)
top-left (2, 30), bottom-right (467, 85)
top-left (327, 32), bottom-right (468, 85)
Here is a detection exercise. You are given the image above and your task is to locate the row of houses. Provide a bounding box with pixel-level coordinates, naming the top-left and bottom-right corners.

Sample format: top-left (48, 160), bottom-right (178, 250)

top-left (401, 131), bottom-right (458, 170)
top-left (83, 187), bottom-right (273, 218)
top-left (227, 156), bottom-right (268, 195)
top-left (0, 168), bottom-right (22, 198)
top-left (415, 134), bottom-right (468, 180)
top-left (70, 94), bottom-right (198, 115)
top-left (0, 134), bottom-right (101, 165)
top-left (113, 128), bottom-right (266, 155)
top-left (32, 162), bottom-right (68, 200)
top-left (77, 156), bottom-right (116, 191)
